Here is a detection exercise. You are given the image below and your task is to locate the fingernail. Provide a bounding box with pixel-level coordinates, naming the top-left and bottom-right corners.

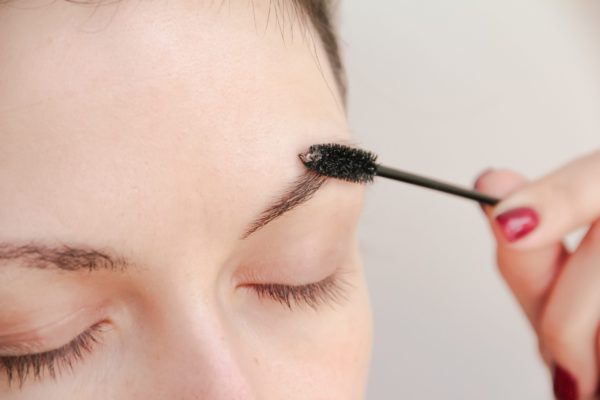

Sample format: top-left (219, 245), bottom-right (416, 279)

top-left (495, 207), bottom-right (539, 242)
top-left (553, 364), bottom-right (578, 400)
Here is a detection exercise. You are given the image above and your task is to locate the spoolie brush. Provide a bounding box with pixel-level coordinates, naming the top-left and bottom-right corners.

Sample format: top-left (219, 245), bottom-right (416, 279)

top-left (298, 143), bottom-right (499, 206)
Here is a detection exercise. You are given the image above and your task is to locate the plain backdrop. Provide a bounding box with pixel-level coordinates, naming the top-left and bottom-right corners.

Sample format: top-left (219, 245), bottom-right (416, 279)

top-left (339, 1), bottom-right (600, 399)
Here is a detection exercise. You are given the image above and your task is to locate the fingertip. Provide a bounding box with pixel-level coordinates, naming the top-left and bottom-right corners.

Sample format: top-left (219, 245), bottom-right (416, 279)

top-left (474, 168), bottom-right (528, 198)
top-left (474, 169), bottom-right (528, 219)
top-left (473, 167), bottom-right (495, 190)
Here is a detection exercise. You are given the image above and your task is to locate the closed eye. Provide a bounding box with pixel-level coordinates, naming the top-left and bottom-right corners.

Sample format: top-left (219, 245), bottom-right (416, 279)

top-left (242, 272), bottom-right (352, 310)
top-left (0, 322), bottom-right (107, 388)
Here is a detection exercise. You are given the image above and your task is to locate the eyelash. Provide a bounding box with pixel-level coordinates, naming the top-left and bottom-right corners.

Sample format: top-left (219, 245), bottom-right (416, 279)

top-left (0, 323), bottom-right (104, 388)
top-left (247, 273), bottom-right (351, 310)
top-left (0, 275), bottom-right (350, 387)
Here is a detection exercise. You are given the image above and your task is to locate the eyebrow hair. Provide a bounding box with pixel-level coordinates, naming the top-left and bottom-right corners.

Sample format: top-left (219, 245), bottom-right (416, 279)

top-left (0, 243), bottom-right (130, 272)
top-left (0, 172), bottom-right (332, 270)
top-left (0, 142), bottom-right (352, 269)
top-left (241, 169), bottom-right (329, 239)
top-left (0, 169), bottom-right (328, 271)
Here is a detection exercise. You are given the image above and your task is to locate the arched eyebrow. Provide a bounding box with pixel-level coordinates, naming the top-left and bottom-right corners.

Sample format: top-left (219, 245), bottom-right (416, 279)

top-left (0, 174), bottom-right (333, 271)
top-left (241, 139), bottom-right (360, 239)
top-left (241, 169), bottom-right (329, 239)
top-left (0, 169), bottom-right (329, 270)
top-left (0, 141), bottom-right (354, 270)
top-left (0, 243), bottom-right (131, 272)
top-left (0, 173), bottom-right (333, 271)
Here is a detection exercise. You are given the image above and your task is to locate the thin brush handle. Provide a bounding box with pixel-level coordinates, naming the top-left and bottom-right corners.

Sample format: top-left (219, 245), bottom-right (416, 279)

top-left (375, 164), bottom-right (500, 206)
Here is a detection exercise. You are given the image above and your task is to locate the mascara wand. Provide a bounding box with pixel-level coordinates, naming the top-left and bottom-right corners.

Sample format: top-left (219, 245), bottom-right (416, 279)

top-left (298, 143), bottom-right (500, 206)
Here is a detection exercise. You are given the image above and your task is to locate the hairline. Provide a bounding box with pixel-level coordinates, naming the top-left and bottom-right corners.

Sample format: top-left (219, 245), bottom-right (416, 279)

top-left (58, 0), bottom-right (347, 103)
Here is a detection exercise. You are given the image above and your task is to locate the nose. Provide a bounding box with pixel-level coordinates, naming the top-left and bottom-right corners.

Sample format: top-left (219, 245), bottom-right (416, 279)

top-left (167, 327), bottom-right (257, 400)
top-left (137, 294), bottom-right (259, 399)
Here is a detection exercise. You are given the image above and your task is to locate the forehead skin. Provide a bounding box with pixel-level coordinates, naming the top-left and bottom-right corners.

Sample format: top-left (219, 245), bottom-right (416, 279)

top-left (0, 1), bottom-right (369, 398)
top-left (0, 0), bottom-right (363, 263)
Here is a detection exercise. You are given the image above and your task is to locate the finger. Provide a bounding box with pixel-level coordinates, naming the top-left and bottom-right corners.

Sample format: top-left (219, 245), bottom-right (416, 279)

top-left (475, 169), bottom-right (569, 333)
top-left (539, 219), bottom-right (600, 399)
top-left (491, 149), bottom-right (600, 250)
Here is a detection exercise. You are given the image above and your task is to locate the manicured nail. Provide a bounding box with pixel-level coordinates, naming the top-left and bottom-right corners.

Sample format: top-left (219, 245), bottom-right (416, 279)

top-left (553, 364), bottom-right (578, 400)
top-left (495, 207), bottom-right (539, 242)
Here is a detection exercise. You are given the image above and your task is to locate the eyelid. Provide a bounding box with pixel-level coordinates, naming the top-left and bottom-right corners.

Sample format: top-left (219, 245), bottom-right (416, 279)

top-left (240, 268), bottom-right (354, 310)
top-left (234, 238), bottom-right (354, 287)
top-left (0, 322), bottom-right (106, 387)
top-left (0, 305), bottom-right (108, 356)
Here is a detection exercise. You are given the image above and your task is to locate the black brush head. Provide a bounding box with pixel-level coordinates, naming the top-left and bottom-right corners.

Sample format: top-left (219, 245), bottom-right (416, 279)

top-left (298, 143), bottom-right (378, 184)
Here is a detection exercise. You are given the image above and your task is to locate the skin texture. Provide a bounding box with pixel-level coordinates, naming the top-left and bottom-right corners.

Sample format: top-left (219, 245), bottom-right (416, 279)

top-left (475, 151), bottom-right (600, 400)
top-left (0, 1), bottom-right (372, 399)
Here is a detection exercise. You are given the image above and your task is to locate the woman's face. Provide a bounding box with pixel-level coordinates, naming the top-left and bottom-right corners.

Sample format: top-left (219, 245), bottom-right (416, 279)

top-left (0, 0), bottom-right (371, 398)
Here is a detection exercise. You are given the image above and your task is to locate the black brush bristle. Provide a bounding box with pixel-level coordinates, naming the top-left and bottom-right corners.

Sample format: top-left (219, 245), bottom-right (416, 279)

top-left (298, 143), bottom-right (378, 184)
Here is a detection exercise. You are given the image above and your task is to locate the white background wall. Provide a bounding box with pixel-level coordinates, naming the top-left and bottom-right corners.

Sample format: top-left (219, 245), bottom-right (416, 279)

top-left (339, 1), bottom-right (600, 398)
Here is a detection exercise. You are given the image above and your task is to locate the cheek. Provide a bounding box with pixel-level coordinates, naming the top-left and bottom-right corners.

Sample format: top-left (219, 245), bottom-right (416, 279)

top-left (271, 294), bottom-right (371, 399)
top-left (317, 276), bottom-right (372, 396)
top-left (251, 265), bottom-right (372, 398)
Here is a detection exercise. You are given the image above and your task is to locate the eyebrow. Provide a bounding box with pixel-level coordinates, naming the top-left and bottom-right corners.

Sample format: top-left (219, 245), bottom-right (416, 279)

top-left (0, 243), bottom-right (131, 272)
top-left (0, 172), bottom-right (332, 271)
top-left (241, 169), bottom-right (329, 239)
top-left (0, 173), bottom-right (330, 273)
top-left (239, 138), bottom-right (364, 239)
top-left (0, 143), bottom-right (351, 271)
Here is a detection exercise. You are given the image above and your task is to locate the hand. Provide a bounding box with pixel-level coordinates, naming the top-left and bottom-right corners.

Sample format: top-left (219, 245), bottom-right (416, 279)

top-left (475, 149), bottom-right (600, 400)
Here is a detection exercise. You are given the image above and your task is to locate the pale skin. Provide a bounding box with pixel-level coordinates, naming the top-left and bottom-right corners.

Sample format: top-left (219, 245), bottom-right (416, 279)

top-left (0, 1), bottom-right (371, 399)
top-left (9, 0), bottom-right (600, 398)
top-left (476, 150), bottom-right (600, 399)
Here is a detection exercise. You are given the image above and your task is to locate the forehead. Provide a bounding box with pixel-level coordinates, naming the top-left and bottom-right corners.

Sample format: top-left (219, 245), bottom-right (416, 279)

top-left (0, 0), bottom-right (343, 115)
top-left (0, 0), bottom-right (352, 262)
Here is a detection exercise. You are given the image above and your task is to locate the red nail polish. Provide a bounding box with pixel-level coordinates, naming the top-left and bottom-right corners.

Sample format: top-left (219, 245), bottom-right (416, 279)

top-left (495, 207), bottom-right (539, 242)
top-left (553, 365), bottom-right (578, 400)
